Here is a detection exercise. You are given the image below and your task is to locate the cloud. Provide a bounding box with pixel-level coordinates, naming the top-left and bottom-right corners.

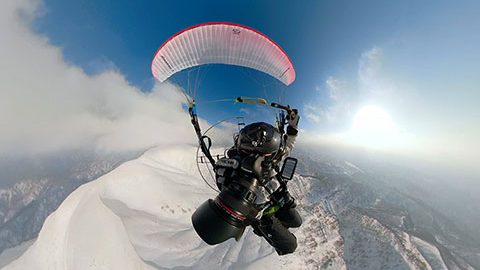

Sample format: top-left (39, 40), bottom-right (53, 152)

top-left (358, 47), bottom-right (383, 87)
top-left (239, 107), bottom-right (252, 116)
top-left (86, 56), bottom-right (119, 75)
top-left (303, 47), bottom-right (398, 128)
top-left (304, 76), bottom-right (351, 126)
top-left (302, 47), bottom-right (414, 151)
top-left (304, 105), bottom-right (334, 125)
top-left (302, 46), bottom-right (480, 176)
top-left (304, 105), bottom-right (322, 125)
top-left (325, 76), bottom-right (345, 102)
top-left (0, 0), bottom-right (204, 156)
top-left (358, 47), bottom-right (398, 101)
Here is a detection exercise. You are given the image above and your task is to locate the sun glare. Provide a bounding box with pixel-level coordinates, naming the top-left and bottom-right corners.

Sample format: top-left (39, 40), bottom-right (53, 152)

top-left (353, 106), bottom-right (396, 133)
top-left (346, 105), bottom-right (403, 149)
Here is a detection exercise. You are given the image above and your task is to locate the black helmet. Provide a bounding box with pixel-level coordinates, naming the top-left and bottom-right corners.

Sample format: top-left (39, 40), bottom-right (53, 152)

top-left (236, 122), bottom-right (282, 155)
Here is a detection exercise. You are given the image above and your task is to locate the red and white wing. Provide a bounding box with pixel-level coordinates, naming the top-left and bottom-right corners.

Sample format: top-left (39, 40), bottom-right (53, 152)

top-left (151, 22), bottom-right (295, 86)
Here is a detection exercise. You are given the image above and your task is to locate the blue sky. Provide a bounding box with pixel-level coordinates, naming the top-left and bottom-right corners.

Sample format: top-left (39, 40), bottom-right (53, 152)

top-left (9, 0), bottom-right (479, 172)
top-left (31, 1), bottom-right (430, 115)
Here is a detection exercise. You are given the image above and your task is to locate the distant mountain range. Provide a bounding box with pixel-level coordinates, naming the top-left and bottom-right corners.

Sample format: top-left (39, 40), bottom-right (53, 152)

top-left (292, 146), bottom-right (480, 269)
top-left (0, 151), bottom-right (139, 256)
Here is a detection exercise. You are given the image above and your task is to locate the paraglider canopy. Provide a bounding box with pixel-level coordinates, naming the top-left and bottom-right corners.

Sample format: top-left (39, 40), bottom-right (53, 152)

top-left (150, 22), bottom-right (297, 192)
top-left (151, 22), bottom-right (295, 86)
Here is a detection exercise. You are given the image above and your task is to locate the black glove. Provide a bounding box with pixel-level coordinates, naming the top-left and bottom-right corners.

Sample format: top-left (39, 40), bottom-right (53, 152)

top-left (286, 109), bottom-right (299, 135)
top-left (252, 215), bottom-right (273, 236)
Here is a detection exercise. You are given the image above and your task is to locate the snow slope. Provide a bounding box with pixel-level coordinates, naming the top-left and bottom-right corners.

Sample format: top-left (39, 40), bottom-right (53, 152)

top-left (4, 145), bottom-right (334, 270)
top-left (0, 240), bottom-right (33, 268)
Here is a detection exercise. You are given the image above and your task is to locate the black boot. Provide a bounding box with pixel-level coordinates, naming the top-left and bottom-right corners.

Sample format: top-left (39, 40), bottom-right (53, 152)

top-left (275, 206), bottom-right (302, 228)
top-left (252, 215), bottom-right (297, 255)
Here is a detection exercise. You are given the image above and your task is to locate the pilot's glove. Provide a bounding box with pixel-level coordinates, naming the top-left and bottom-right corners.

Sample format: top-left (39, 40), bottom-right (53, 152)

top-left (287, 109), bottom-right (299, 135)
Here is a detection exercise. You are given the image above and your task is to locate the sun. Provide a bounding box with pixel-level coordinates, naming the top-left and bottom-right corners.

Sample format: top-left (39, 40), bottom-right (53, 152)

top-left (347, 105), bottom-right (401, 149)
top-left (352, 105), bottom-right (396, 133)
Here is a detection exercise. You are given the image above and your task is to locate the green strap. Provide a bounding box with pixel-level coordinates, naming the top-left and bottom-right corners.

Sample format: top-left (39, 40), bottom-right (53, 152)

top-left (263, 204), bottom-right (281, 216)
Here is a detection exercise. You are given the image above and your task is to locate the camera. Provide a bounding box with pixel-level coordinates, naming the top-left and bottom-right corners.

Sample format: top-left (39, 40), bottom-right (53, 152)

top-left (192, 174), bottom-right (261, 244)
top-left (191, 157), bottom-right (298, 245)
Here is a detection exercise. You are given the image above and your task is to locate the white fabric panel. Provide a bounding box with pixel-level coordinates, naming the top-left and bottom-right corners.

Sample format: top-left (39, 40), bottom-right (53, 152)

top-left (152, 23), bottom-right (295, 86)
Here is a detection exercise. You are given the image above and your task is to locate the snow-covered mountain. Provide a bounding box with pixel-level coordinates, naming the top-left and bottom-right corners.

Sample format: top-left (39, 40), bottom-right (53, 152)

top-left (0, 151), bottom-right (138, 257)
top-left (3, 144), bottom-right (479, 269)
top-left (294, 147), bottom-right (480, 269)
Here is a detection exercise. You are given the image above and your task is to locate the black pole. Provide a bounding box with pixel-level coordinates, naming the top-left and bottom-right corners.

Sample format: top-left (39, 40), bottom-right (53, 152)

top-left (189, 104), bottom-right (216, 167)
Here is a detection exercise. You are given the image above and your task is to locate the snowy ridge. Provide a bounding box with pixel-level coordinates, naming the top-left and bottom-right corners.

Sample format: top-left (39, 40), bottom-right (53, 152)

top-left (0, 180), bottom-right (48, 223)
top-left (412, 237), bottom-right (448, 270)
top-left (357, 214), bottom-right (430, 269)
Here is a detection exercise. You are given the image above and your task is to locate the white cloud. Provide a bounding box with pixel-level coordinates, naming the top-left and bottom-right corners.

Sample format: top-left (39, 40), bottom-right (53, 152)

top-left (303, 76), bottom-right (350, 126)
top-left (304, 105), bottom-right (336, 125)
top-left (358, 47), bottom-right (396, 99)
top-left (304, 105), bottom-right (322, 124)
top-left (358, 47), bottom-right (383, 86)
top-left (239, 107), bottom-right (252, 116)
top-left (86, 56), bottom-right (119, 75)
top-left (325, 76), bottom-right (345, 102)
top-left (302, 46), bottom-right (480, 175)
top-left (303, 47), bottom-right (414, 153)
top-left (0, 0), bottom-right (204, 156)
top-left (304, 47), bottom-right (398, 127)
